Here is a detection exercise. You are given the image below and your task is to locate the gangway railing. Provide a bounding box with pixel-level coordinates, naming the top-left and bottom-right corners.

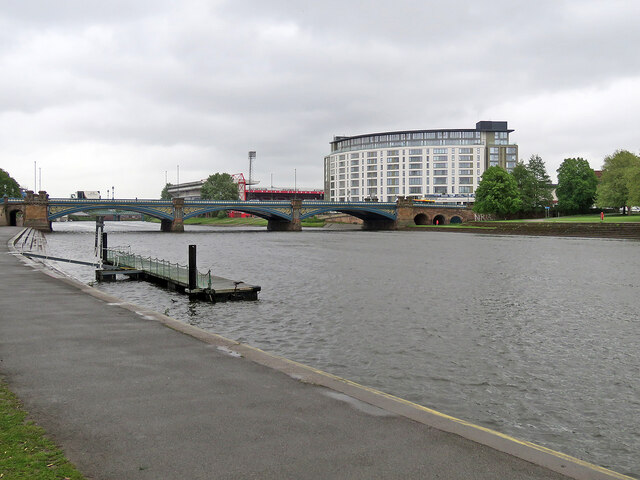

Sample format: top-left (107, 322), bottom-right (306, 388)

top-left (105, 248), bottom-right (212, 290)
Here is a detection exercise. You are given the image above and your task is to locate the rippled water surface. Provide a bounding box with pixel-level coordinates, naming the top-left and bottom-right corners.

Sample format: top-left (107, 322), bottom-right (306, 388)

top-left (41, 222), bottom-right (640, 477)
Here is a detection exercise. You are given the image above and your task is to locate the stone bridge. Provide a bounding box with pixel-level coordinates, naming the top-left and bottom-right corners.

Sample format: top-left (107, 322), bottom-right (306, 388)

top-left (1, 192), bottom-right (475, 232)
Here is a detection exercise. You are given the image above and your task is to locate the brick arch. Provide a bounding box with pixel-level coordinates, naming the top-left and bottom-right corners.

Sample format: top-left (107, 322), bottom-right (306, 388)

top-left (432, 214), bottom-right (446, 225)
top-left (414, 213), bottom-right (430, 225)
top-left (396, 203), bottom-right (475, 227)
top-left (9, 208), bottom-right (24, 226)
top-left (1, 204), bottom-right (24, 227)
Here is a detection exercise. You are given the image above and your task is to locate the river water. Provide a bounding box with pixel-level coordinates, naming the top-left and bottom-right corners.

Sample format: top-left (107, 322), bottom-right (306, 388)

top-left (40, 222), bottom-right (639, 477)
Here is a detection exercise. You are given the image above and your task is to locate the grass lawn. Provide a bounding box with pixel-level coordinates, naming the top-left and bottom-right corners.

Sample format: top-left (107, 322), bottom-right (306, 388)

top-left (483, 213), bottom-right (640, 224)
top-left (0, 380), bottom-right (86, 479)
top-left (543, 213), bottom-right (640, 223)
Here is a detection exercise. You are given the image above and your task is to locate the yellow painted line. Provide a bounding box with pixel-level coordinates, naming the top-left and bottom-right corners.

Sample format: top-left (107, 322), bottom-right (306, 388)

top-left (237, 342), bottom-right (636, 480)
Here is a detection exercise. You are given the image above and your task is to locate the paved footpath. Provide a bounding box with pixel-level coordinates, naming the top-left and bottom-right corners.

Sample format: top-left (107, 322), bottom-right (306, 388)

top-left (0, 227), bottom-right (630, 480)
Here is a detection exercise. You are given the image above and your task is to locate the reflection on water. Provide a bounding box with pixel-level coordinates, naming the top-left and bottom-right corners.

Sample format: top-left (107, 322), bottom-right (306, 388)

top-left (44, 222), bottom-right (640, 477)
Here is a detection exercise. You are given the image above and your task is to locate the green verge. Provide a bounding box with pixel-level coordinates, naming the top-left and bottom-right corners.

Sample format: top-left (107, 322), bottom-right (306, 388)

top-left (543, 213), bottom-right (640, 223)
top-left (0, 380), bottom-right (86, 480)
top-left (486, 213), bottom-right (640, 224)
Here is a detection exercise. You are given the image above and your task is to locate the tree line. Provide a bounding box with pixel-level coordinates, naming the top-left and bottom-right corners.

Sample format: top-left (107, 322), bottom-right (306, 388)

top-left (595, 150), bottom-right (640, 214)
top-left (161, 173), bottom-right (239, 201)
top-left (473, 150), bottom-right (640, 218)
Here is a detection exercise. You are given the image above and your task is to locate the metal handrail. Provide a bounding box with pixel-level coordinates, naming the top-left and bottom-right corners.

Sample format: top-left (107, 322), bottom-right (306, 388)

top-left (106, 248), bottom-right (212, 289)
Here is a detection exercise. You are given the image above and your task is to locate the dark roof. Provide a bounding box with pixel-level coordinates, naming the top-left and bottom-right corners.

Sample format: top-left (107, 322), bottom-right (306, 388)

top-left (331, 121), bottom-right (513, 144)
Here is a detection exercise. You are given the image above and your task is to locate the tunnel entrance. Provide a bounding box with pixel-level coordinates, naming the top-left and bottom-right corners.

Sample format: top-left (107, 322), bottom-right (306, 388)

top-left (414, 213), bottom-right (429, 225)
top-left (433, 214), bottom-right (446, 225)
top-left (450, 216), bottom-right (462, 224)
top-left (9, 209), bottom-right (22, 226)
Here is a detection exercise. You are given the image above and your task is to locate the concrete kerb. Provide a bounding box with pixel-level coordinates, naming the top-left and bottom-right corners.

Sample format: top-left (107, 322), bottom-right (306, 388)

top-left (7, 228), bottom-right (635, 480)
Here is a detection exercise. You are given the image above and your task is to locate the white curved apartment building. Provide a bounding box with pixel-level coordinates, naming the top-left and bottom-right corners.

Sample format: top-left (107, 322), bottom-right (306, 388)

top-left (323, 121), bottom-right (518, 203)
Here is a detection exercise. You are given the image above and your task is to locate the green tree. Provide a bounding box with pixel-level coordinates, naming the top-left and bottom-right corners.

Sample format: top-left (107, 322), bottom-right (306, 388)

top-left (556, 158), bottom-right (598, 214)
top-left (200, 173), bottom-right (239, 200)
top-left (511, 155), bottom-right (553, 213)
top-left (626, 164), bottom-right (640, 208)
top-left (595, 150), bottom-right (640, 214)
top-left (0, 168), bottom-right (21, 198)
top-left (527, 154), bottom-right (554, 209)
top-left (473, 166), bottom-right (522, 217)
top-left (160, 183), bottom-right (172, 200)
top-left (511, 162), bottom-right (537, 213)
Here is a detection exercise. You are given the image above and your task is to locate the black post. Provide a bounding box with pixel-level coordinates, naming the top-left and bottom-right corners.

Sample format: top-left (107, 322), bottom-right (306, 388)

top-left (188, 244), bottom-right (197, 291)
top-left (102, 232), bottom-right (108, 264)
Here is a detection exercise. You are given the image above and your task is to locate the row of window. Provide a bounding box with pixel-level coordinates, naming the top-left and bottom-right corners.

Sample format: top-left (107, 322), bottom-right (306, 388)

top-left (334, 167), bottom-right (482, 178)
top-left (335, 158), bottom-right (482, 171)
top-left (338, 147), bottom-right (482, 160)
top-left (335, 157), bottom-right (480, 170)
top-left (331, 185), bottom-right (475, 198)
top-left (333, 176), bottom-right (476, 188)
top-left (338, 161), bottom-right (480, 170)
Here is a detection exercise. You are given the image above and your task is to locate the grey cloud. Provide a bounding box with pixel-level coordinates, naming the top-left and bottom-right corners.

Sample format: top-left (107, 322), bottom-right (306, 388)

top-left (1, 0), bottom-right (639, 197)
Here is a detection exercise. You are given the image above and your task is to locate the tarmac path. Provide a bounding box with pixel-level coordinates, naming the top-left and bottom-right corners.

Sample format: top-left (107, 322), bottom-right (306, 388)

top-left (0, 227), bottom-right (631, 480)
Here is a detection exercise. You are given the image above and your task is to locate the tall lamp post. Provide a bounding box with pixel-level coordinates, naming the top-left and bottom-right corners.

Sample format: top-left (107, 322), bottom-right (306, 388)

top-left (248, 151), bottom-right (256, 200)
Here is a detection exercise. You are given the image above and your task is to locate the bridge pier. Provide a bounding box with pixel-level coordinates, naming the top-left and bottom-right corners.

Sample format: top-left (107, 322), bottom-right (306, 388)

top-left (362, 218), bottom-right (397, 230)
top-left (394, 197), bottom-right (417, 229)
top-left (161, 198), bottom-right (184, 232)
top-left (24, 191), bottom-right (51, 232)
top-left (360, 197), bottom-right (412, 230)
top-left (267, 218), bottom-right (301, 231)
top-left (267, 199), bottom-right (301, 231)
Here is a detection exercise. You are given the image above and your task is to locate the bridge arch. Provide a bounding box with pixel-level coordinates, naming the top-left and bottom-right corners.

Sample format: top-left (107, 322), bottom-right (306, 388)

top-left (183, 204), bottom-right (292, 222)
top-left (47, 202), bottom-right (174, 221)
top-left (301, 204), bottom-right (397, 230)
top-left (414, 213), bottom-right (429, 225)
top-left (450, 215), bottom-right (462, 224)
top-left (433, 214), bottom-right (446, 225)
top-left (298, 204), bottom-right (396, 222)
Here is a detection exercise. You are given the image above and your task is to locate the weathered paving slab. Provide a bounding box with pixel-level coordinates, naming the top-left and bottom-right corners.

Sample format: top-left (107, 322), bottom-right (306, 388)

top-left (0, 227), bottom-right (633, 480)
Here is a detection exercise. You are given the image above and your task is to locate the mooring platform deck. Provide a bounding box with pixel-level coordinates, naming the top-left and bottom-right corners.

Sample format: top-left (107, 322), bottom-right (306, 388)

top-left (96, 266), bottom-right (261, 301)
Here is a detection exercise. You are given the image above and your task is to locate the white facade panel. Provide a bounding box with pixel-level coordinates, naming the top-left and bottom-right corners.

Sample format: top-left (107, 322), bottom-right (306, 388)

top-left (324, 123), bottom-right (517, 203)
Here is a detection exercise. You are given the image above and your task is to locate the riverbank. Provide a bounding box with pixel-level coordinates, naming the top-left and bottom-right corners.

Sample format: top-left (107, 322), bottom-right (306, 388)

top-left (183, 216), bottom-right (640, 239)
top-left (2, 226), bottom-right (633, 480)
top-left (406, 222), bottom-right (640, 239)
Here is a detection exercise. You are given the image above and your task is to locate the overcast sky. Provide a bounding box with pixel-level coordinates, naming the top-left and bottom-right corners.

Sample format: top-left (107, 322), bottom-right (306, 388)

top-left (2, 0), bottom-right (639, 198)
